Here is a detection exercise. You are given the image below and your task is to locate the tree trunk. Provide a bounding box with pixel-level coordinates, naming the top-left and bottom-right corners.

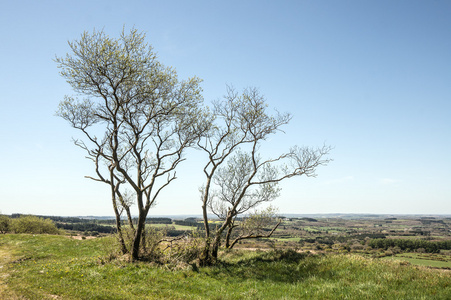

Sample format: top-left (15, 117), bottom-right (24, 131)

top-left (199, 238), bottom-right (211, 265)
top-left (131, 211), bottom-right (146, 260)
top-left (125, 206), bottom-right (134, 230)
top-left (114, 210), bottom-right (127, 254)
top-left (225, 223), bottom-right (236, 249)
top-left (210, 214), bottom-right (233, 259)
top-left (201, 176), bottom-right (212, 239)
top-left (200, 176), bottom-right (213, 265)
top-left (211, 234), bottom-right (221, 259)
top-left (111, 184), bottom-right (127, 254)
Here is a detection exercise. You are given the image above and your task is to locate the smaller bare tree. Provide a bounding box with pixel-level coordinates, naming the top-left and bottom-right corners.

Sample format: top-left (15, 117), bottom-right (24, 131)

top-left (207, 145), bottom-right (331, 259)
top-left (198, 86), bottom-right (332, 263)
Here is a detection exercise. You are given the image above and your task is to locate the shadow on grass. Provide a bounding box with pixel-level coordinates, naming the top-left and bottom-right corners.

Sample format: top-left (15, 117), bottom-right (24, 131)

top-left (203, 249), bottom-right (329, 284)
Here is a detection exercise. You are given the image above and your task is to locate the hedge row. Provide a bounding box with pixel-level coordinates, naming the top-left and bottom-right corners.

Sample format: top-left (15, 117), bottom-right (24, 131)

top-left (368, 238), bottom-right (451, 253)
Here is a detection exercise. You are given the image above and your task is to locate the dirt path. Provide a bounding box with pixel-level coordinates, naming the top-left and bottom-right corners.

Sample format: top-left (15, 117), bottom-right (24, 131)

top-left (0, 247), bottom-right (18, 299)
top-left (0, 248), bottom-right (11, 296)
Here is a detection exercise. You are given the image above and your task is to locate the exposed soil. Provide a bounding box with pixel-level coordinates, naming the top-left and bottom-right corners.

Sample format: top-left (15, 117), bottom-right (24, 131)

top-left (68, 235), bottom-right (97, 240)
top-left (0, 248), bottom-right (13, 298)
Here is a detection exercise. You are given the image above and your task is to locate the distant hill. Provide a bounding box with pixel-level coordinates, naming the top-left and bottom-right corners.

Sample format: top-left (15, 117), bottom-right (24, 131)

top-left (37, 213), bottom-right (451, 220)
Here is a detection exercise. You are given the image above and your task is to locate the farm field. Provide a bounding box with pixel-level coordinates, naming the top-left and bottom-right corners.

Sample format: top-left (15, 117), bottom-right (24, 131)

top-left (1, 234), bottom-right (450, 299)
top-left (234, 215), bottom-right (451, 268)
top-left (383, 253), bottom-right (451, 268)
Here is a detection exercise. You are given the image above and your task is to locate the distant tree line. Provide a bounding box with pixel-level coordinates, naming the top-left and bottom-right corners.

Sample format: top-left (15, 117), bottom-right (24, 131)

top-left (2, 214), bottom-right (208, 238)
top-left (10, 214), bottom-right (105, 224)
top-left (10, 214), bottom-right (173, 225)
top-left (368, 238), bottom-right (451, 253)
top-left (56, 222), bottom-right (116, 234)
top-left (300, 218), bottom-right (319, 222)
top-left (146, 218), bottom-right (172, 224)
top-left (418, 219), bottom-right (445, 225)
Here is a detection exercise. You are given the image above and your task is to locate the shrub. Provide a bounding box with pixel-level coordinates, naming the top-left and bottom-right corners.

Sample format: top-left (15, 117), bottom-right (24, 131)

top-left (112, 226), bottom-right (205, 267)
top-left (0, 215), bottom-right (10, 233)
top-left (10, 215), bottom-right (61, 234)
top-left (164, 237), bottom-right (204, 267)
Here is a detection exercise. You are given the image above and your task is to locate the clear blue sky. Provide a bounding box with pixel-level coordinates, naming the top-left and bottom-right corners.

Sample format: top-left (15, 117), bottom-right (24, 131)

top-left (1, 0), bottom-right (450, 216)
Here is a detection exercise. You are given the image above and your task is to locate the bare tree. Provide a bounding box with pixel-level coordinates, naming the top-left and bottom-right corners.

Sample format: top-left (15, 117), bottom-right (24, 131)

top-left (209, 153), bottom-right (282, 249)
top-left (198, 87), bottom-right (331, 263)
top-left (56, 28), bottom-right (207, 260)
top-left (207, 145), bottom-right (331, 259)
top-left (197, 87), bottom-right (290, 262)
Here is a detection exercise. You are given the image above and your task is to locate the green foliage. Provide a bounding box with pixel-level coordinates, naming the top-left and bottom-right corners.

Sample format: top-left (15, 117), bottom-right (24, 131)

top-left (9, 215), bottom-right (61, 235)
top-left (369, 238), bottom-right (451, 253)
top-left (0, 215), bottom-right (10, 233)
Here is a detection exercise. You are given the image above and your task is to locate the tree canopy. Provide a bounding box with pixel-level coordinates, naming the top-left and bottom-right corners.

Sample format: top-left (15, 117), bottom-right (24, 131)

top-left (56, 28), bottom-right (208, 260)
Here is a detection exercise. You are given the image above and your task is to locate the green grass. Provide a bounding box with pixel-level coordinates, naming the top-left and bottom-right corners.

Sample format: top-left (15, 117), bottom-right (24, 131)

top-left (1, 234), bottom-right (450, 299)
top-left (272, 236), bottom-right (300, 242)
top-left (383, 253), bottom-right (451, 268)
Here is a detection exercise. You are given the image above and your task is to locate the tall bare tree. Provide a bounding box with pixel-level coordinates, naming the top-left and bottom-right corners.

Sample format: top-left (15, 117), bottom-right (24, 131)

top-left (198, 87), bottom-right (331, 263)
top-left (56, 28), bottom-right (207, 260)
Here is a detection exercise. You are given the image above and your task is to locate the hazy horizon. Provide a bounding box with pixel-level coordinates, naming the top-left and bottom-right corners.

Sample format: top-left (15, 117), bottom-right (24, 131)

top-left (4, 212), bottom-right (451, 219)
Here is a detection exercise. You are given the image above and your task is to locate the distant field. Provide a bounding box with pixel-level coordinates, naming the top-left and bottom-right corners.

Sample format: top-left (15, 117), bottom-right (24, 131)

top-left (383, 253), bottom-right (451, 268)
top-left (151, 223), bottom-right (196, 231)
top-left (272, 236), bottom-right (300, 242)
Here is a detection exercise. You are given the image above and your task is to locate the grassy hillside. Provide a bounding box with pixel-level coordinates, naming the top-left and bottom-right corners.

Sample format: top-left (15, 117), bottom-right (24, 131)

top-left (0, 234), bottom-right (450, 299)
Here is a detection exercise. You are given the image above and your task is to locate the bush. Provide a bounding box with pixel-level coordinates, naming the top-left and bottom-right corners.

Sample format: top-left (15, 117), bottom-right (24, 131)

top-left (112, 226), bottom-right (204, 267)
top-left (142, 228), bottom-right (204, 267)
top-left (10, 215), bottom-right (61, 234)
top-left (0, 215), bottom-right (10, 233)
